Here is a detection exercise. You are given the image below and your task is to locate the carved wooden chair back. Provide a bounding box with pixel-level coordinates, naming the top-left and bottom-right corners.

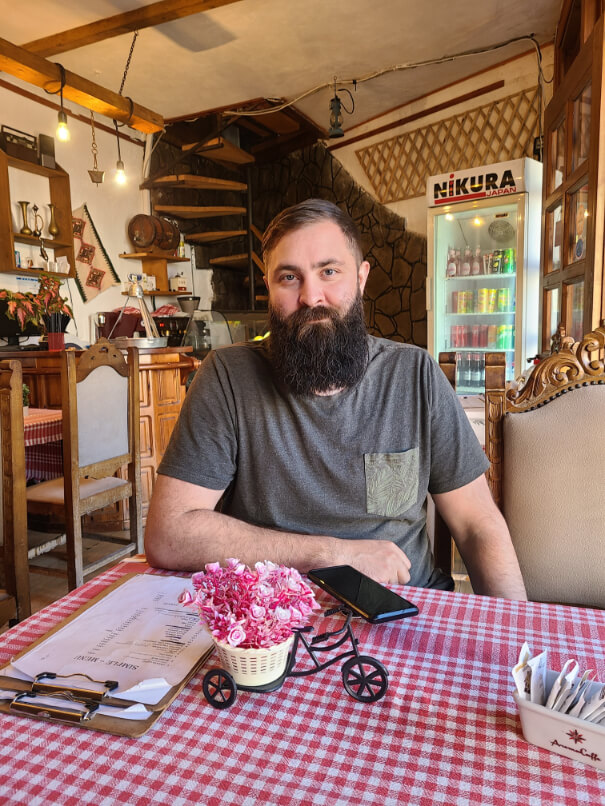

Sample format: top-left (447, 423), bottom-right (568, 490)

top-left (26, 339), bottom-right (142, 590)
top-left (485, 324), bottom-right (605, 607)
top-left (0, 360), bottom-right (30, 623)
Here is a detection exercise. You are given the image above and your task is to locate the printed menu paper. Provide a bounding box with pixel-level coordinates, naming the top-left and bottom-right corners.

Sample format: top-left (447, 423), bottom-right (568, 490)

top-left (5, 575), bottom-right (213, 705)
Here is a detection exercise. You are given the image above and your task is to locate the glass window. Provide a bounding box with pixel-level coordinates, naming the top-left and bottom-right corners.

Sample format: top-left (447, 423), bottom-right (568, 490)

top-left (572, 82), bottom-right (591, 171)
top-left (549, 118), bottom-right (566, 193)
top-left (566, 280), bottom-right (585, 342)
top-left (546, 202), bottom-right (563, 273)
top-left (544, 286), bottom-right (561, 347)
top-left (568, 183), bottom-right (589, 263)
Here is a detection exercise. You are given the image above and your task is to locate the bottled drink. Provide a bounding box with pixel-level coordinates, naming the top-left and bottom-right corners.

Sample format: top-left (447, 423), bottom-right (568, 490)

top-left (461, 353), bottom-right (472, 389)
top-left (471, 353), bottom-right (482, 389)
top-left (471, 247), bottom-right (482, 275)
top-left (460, 247), bottom-right (471, 276)
top-left (446, 247), bottom-right (457, 277)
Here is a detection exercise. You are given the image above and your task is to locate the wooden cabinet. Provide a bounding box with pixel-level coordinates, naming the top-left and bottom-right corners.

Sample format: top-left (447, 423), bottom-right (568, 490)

top-left (0, 149), bottom-right (75, 279)
top-left (540, 2), bottom-right (605, 349)
top-left (16, 346), bottom-right (198, 526)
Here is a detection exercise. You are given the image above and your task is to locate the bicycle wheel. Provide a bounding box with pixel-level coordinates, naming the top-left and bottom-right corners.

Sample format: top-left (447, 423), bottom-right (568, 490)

top-left (203, 668), bottom-right (237, 709)
top-left (341, 655), bottom-right (388, 703)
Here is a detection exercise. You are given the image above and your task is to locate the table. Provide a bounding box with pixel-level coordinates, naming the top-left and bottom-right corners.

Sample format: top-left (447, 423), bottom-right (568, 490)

top-left (24, 407), bottom-right (62, 481)
top-left (0, 563), bottom-right (604, 806)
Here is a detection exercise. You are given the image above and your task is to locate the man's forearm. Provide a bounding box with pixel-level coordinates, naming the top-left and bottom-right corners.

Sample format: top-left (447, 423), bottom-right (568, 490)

top-left (434, 476), bottom-right (527, 601)
top-left (454, 510), bottom-right (527, 600)
top-left (145, 506), bottom-right (339, 573)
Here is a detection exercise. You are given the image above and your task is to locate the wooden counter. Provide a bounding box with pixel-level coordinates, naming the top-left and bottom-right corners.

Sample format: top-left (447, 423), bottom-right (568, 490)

top-left (10, 345), bottom-right (199, 526)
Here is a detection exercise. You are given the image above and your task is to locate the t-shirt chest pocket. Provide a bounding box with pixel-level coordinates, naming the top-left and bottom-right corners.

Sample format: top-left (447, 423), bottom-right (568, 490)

top-left (364, 449), bottom-right (419, 518)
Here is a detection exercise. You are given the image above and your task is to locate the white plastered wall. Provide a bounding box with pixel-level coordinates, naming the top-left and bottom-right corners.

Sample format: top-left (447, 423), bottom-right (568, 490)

top-left (331, 45), bottom-right (555, 237)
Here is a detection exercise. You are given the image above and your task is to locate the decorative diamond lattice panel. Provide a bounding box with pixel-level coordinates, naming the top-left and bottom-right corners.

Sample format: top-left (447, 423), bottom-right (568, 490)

top-left (356, 87), bottom-right (540, 203)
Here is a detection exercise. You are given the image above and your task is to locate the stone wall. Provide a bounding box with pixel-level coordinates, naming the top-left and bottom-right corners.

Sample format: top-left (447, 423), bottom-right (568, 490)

top-left (150, 138), bottom-right (427, 346)
top-left (252, 143), bottom-right (427, 346)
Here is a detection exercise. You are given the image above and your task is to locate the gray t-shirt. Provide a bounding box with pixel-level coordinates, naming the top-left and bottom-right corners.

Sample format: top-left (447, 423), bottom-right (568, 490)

top-left (159, 336), bottom-right (489, 587)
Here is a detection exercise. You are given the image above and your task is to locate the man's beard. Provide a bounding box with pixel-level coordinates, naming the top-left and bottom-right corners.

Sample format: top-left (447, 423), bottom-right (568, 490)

top-left (268, 293), bottom-right (369, 395)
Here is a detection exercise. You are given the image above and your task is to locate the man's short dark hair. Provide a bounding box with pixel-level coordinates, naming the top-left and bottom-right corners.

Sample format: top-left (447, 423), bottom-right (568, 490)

top-left (262, 199), bottom-right (363, 267)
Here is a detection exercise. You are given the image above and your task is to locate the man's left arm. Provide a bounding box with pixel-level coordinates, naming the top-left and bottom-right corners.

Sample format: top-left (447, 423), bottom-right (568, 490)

top-left (432, 474), bottom-right (527, 601)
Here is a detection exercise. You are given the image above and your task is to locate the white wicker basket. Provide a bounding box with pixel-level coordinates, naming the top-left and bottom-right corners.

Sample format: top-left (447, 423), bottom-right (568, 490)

top-left (214, 635), bottom-right (294, 686)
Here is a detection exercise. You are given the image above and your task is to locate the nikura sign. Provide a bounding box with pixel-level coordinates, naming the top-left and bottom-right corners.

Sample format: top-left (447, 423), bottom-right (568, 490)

top-left (427, 160), bottom-right (528, 206)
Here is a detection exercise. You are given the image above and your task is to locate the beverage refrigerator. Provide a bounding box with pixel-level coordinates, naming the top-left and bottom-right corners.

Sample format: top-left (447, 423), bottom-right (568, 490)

top-left (426, 158), bottom-right (543, 397)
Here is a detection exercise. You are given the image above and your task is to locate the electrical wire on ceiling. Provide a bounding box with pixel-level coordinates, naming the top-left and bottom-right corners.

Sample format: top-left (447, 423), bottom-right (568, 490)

top-left (221, 34), bottom-right (554, 118)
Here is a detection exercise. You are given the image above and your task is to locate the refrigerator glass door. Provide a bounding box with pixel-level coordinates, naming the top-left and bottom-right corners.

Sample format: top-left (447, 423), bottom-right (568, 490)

top-left (432, 197), bottom-right (524, 393)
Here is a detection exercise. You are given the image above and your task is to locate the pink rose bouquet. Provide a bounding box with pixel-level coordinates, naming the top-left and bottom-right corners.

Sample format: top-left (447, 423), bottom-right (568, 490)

top-left (180, 558), bottom-right (320, 650)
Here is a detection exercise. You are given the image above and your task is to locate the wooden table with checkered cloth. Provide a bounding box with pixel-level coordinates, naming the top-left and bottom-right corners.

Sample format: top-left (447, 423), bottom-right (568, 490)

top-left (24, 407), bottom-right (62, 481)
top-left (1, 562), bottom-right (604, 805)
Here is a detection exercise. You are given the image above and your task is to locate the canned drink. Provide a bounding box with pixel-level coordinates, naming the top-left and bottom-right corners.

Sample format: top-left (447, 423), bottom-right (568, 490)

top-left (480, 324), bottom-right (489, 347)
top-left (497, 287), bottom-right (511, 312)
top-left (451, 291), bottom-right (458, 313)
top-left (503, 248), bottom-right (516, 274)
top-left (477, 288), bottom-right (488, 313)
top-left (492, 250), bottom-right (501, 273)
top-left (496, 325), bottom-right (507, 349)
top-left (471, 324), bottom-right (480, 347)
top-left (488, 289), bottom-right (498, 313)
top-left (488, 325), bottom-right (498, 348)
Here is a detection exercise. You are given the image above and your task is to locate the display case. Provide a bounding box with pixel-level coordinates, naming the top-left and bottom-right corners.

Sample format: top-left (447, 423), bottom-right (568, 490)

top-left (541, 2), bottom-right (605, 348)
top-left (427, 159), bottom-right (543, 394)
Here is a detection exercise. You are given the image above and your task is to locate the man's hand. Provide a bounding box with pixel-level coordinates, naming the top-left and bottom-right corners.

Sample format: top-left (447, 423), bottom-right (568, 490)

top-left (337, 539), bottom-right (411, 585)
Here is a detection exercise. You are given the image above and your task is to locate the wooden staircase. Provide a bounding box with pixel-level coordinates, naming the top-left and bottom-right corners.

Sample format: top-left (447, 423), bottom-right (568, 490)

top-left (142, 135), bottom-right (266, 309)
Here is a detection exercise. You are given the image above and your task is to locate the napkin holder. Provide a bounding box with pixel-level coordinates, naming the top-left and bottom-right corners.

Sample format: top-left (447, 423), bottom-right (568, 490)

top-left (514, 669), bottom-right (605, 770)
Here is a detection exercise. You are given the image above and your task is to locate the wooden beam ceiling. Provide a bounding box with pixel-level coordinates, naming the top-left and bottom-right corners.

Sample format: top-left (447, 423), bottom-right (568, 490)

top-left (21, 0), bottom-right (244, 57)
top-left (0, 36), bottom-right (163, 133)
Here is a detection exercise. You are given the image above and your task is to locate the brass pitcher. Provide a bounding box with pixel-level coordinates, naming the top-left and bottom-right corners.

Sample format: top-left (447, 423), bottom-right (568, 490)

top-left (18, 201), bottom-right (32, 236)
top-left (47, 203), bottom-right (60, 238)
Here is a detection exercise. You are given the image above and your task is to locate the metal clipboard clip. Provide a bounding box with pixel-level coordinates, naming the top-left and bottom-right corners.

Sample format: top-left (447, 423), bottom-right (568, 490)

top-left (31, 672), bottom-right (119, 702)
top-left (9, 691), bottom-right (99, 724)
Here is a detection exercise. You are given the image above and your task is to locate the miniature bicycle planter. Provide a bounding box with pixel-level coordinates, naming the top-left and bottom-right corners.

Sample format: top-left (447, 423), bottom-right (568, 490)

top-left (202, 606), bottom-right (389, 708)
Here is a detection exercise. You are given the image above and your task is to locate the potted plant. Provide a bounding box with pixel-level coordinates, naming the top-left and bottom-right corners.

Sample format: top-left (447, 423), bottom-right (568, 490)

top-left (0, 273), bottom-right (72, 336)
top-left (180, 558), bottom-right (320, 686)
top-left (22, 383), bottom-right (30, 416)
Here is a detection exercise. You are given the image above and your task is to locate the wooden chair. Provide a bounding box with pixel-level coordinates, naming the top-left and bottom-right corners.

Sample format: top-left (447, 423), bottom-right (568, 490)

top-left (440, 322), bottom-right (605, 606)
top-left (483, 323), bottom-right (605, 608)
top-left (0, 360), bottom-right (31, 623)
top-left (26, 339), bottom-right (142, 590)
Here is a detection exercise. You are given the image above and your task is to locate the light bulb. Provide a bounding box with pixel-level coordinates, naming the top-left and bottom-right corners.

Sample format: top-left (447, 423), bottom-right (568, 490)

top-left (115, 159), bottom-right (127, 185)
top-left (56, 109), bottom-right (70, 142)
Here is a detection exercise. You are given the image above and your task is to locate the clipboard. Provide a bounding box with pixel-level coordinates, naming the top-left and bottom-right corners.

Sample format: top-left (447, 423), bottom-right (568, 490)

top-left (0, 573), bottom-right (215, 737)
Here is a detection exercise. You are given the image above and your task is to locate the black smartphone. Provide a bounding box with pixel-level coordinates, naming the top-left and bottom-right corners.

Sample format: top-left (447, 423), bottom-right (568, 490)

top-left (308, 565), bottom-right (419, 623)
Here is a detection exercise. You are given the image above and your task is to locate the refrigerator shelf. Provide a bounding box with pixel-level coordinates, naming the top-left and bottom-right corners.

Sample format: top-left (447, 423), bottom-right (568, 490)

top-left (446, 312), bottom-right (516, 317)
top-left (450, 347), bottom-right (515, 352)
top-left (445, 273), bottom-right (516, 281)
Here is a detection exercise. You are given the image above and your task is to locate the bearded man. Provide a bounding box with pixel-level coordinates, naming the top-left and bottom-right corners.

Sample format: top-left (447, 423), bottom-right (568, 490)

top-left (146, 199), bottom-right (526, 599)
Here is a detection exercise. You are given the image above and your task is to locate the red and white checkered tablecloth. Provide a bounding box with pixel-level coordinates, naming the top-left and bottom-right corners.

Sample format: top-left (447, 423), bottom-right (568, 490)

top-left (0, 564), bottom-right (604, 806)
top-left (24, 408), bottom-right (63, 481)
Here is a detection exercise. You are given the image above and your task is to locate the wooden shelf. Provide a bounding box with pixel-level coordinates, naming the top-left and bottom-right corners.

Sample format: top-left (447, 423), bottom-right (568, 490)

top-left (118, 252), bottom-right (190, 293)
top-left (154, 205), bottom-right (247, 219)
top-left (0, 149), bottom-right (75, 279)
top-left (119, 252), bottom-right (190, 263)
top-left (181, 137), bottom-right (254, 165)
top-left (142, 174), bottom-right (247, 192)
top-left (121, 290), bottom-right (185, 296)
top-left (209, 252), bottom-right (265, 272)
top-left (186, 230), bottom-right (247, 243)
top-left (14, 233), bottom-right (73, 249)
